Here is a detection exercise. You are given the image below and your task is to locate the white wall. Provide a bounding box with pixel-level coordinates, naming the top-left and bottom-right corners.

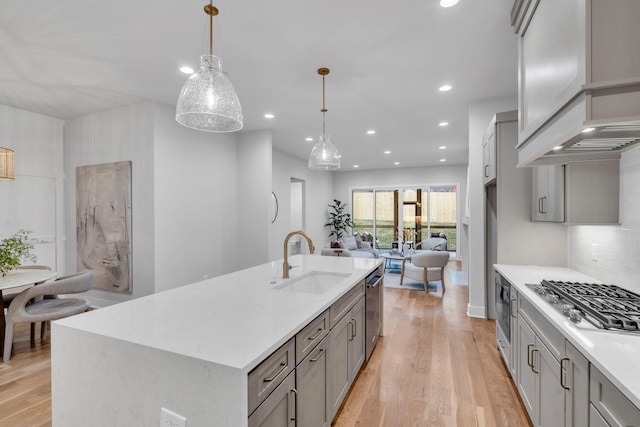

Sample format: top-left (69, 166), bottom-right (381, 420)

top-left (332, 164), bottom-right (467, 256)
top-left (0, 105), bottom-right (64, 272)
top-left (237, 131), bottom-right (272, 270)
top-left (64, 103), bottom-right (155, 306)
top-left (153, 103), bottom-right (239, 292)
top-left (270, 150), bottom-right (334, 261)
top-left (568, 145), bottom-right (640, 293)
top-left (467, 97), bottom-right (517, 318)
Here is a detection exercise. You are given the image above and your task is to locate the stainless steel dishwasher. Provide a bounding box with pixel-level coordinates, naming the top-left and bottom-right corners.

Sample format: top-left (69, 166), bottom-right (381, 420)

top-left (365, 269), bottom-right (383, 361)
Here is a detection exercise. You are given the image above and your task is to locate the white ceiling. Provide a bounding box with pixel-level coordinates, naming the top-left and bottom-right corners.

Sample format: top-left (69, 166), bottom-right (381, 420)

top-left (0, 0), bottom-right (517, 170)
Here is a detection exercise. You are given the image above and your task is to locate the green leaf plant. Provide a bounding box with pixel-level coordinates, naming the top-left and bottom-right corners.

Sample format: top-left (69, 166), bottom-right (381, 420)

top-left (324, 199), bottom-right (354, 241)
top-left (0, 230), bottom-right (38, 276)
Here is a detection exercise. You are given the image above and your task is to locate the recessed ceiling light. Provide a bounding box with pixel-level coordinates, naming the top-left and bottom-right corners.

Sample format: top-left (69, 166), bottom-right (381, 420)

top-left (440, 0), bottom-right (459, 7)
top-left (440, 159), bottom-right (447, 162)
top-left (439, 121), bottom-right (449, 127)
top-left (353, 165), bottom-right (359, 168)
top-left (582, 127), bottom-right (596, 133)
top-left (264, 113), bottom-right (274, 119)
top-left (180, 66), bottom-right (194, 74)
top-left (394, 161), bottom-right (400, 165)
top-left (384, 150), bottom-right (391, 154)
top-left (439, 84), bottom-right (452, 92)
top-left (439, 146), bottom-right (447, 150)
top-left (367, 130), bottom-right (376, 135)
top-left (553, 146), bottom-right (563, 151)
top-left (305, 137), bottom-right (313, 142)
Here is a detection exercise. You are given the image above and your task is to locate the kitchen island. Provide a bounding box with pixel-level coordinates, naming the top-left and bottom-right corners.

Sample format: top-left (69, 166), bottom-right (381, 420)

top-left (495, 264), bottom-right (640, 425)
top-left (51, 255), bottom-right (382, 426)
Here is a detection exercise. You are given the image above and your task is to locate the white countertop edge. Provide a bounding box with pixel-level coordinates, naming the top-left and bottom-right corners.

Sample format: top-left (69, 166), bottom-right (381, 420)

top-left (494, 264), bottom-right (640, 409)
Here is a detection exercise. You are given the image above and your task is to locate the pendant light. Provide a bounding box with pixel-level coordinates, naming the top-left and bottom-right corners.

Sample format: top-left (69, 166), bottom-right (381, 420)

top-left (308, 68), bottom-right (341, 170)
top-left (0, 147), bottom-right (14, 181)
top-left (176, 2), bottom-right (243, 132)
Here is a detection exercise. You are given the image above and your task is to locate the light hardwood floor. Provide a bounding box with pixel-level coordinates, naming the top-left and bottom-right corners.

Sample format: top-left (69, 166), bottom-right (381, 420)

top-left (0, 261), bottom-right (531, 426)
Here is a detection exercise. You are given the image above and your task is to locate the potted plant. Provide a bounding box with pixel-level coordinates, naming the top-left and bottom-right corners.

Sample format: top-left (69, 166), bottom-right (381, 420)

top-left (0, 230), bottom-right (37, 276)
top-left (325, 199), bottom-right (354, 241)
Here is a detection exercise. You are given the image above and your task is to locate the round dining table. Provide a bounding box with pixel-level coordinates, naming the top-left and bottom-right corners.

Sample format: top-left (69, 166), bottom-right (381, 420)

top-left (0, 269), bottom-right (57, 357)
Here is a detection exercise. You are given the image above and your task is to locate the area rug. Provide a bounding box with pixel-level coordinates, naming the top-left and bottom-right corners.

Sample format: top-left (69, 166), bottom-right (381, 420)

top-left (382, 271), bottom-right (440, 292)
top-left (450, 271), bottom-right (468, 285)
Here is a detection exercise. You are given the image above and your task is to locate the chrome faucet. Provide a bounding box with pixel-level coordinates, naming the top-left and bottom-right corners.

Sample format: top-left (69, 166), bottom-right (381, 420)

top-left (283, 230), bottom-right (315, 279)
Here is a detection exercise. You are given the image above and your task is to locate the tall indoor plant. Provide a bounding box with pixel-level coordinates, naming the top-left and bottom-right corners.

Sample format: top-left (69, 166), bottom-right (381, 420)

top-left (325, 199), bottom-right (354, 241)
top-left (0, 230), bottom-right (37, 276)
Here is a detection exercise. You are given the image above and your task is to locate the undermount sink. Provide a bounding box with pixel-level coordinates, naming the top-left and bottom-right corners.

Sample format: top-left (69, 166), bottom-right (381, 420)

top-left (272, 271), bottom-right (350, 294)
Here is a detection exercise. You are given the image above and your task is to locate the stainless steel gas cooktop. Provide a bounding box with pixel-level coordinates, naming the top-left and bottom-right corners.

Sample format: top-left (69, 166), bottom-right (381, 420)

top-left (526, 280), bottom-right (640, 333)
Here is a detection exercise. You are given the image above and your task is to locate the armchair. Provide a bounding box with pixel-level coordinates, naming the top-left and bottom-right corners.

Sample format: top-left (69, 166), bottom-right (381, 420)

top-left (400, 250), bottom-right (450, 293)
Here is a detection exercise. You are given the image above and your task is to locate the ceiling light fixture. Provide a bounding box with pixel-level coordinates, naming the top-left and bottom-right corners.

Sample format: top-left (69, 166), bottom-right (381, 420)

top-left (440, 0), bottom-right (459, 7)
top-left (264, 113), bottom-right (274, 119)
top-left (384, 150), bottom-right (391, 154)
top-left (305, 137), bottom-right (313, 142)
top-left (308, 68), bottom-right (340, 170)
top-left (353, 165), bottom-right (359, 168)
top-left (394, 162), bottom-right (400, 165)
top-left (439, 121), bottom-right (449, 126)
top-left (439, 84), bottom-right (452, 92)
top-left (0, 147), bottom-right (15, 181)
top-left (367, 130), bottom-right (376, 135)
top-left (180, 66), bottom-right (194, 74)
top-left (439, 146), bottom-right (447, 150)
top-left (176, 2), bottom-right (243, 132)
top-left (440, 159), bottom-right (447, 162)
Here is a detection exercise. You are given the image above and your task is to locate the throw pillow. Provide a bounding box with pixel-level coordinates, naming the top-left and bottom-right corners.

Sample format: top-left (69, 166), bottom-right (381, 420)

top-left (361, 241), bottom-right (372, 250)
top-left (340, 236), bottom-right (358, 250)
top-left (354, 234), bottom-right (363, 249)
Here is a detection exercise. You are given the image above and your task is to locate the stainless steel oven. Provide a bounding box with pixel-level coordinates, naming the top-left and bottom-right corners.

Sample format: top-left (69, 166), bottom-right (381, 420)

top-left (365, 269), bottom-right (383, 361)
top-left (495, 272), bottom-right (511, 344)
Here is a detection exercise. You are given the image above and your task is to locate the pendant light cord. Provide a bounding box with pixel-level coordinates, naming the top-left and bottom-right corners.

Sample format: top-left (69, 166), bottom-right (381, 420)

top-left (319, 68), bottom-right (330, 135)
top-left (204, 2), bottom-right (218, 56)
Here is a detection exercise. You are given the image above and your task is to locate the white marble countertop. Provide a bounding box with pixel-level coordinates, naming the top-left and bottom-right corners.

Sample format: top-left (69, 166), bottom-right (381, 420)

top-left (55, 255), bottom-right (381, 373)
top-left (495, 264), bottom-right (640, 409)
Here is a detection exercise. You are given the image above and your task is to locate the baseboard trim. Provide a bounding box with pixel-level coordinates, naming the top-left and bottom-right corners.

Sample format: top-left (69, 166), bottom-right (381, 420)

top-left (467, 303), bottom-right (486, 319)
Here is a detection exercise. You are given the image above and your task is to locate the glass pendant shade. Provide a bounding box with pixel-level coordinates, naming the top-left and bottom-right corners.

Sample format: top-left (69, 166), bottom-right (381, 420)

top-left (308, 134), bottom-right (340, 170)
top-left (0, 147), bottom-right (14, 181)
top-left (176, 54), bottom-right (243, 132)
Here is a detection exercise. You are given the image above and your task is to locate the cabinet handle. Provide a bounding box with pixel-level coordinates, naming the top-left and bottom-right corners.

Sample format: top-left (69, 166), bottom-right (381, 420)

top-left (531, 348), bottom-right (539, 373)
top-left (560, 357), bottom-right (570, 390)
top-left (348, 320), bottom-right (354, 341)
top-left (538, 197), bottom-right (543, 214)
top-left (484, 164), bottom-right (489, 177)
top-left (308, 327), bottom-right (323, 341)
top-left (263, 362), bottom-right (287, 383)
top-left (352, 318), bottom-right (357, 338)
top-left (290, 388), bottom-right (298, 423)
top-left (542, 196), bottom-right (547, 214)
top-left (527, 344), bottom-right (534, 368)
top-left (310, 348), bottom-right (325, 363)
top-left (510, 298), bottom-right (518, 319)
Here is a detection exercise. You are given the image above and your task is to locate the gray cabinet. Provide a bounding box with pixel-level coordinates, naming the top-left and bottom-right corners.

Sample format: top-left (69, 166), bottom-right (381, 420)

top-left (482, 124), bottom-right (496, 185)
top-left (532, 165), bottom-right (565, 222)
top-left (248, 370), bottom-right (296, 427)
top-left (589, 365), bottom-right (640, 427)
top-left (327, 297), bottom-right (365, 421)
top-left (296, 336), bottom-right (329, 427)
top-left (516, 298), bottom-right (590, 427)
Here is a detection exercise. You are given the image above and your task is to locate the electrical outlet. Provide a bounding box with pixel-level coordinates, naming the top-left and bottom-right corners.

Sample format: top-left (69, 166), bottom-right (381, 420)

top-left (591, 243), bottom-right (598, 262)
top-left (161, 408), bottom-right (187, 427)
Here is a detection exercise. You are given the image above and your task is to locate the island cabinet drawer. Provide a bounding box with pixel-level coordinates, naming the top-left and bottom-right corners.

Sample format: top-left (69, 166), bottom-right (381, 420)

top-left (296, 309), bottom-right (329, 365)
top-left (519, 296), bottom-right (564, 361)
top-left (330, 280), bottom-right (365, 329)
top-left (248, 337), bottom-right (295, 415)
top-left (590, 365), bottom-right (640, 427)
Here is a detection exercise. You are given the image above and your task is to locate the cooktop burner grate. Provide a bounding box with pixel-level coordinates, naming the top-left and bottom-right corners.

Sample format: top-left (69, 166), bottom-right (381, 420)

top-left (542, 280), bottom-right (640, 332)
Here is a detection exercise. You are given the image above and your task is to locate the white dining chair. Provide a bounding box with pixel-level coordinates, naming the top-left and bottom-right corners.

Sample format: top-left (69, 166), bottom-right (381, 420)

top-left (400, 250), bottom-right (450, 293)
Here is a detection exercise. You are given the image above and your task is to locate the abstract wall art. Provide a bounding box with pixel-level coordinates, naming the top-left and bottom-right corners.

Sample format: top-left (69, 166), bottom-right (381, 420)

top-left (76, 161), bottom-right (132, 293)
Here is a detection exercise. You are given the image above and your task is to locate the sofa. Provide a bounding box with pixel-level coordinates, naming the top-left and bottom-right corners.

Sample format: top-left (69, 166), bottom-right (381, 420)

top-left (321, 233), bottom-right (379, 258)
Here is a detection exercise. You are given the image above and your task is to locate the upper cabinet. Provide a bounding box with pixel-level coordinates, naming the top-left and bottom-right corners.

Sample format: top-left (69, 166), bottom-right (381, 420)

top-left (512, 0), bottom-right (640, 166)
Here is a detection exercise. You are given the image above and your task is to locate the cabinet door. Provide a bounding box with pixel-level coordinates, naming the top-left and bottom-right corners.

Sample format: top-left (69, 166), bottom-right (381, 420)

top-left (297, 337), bottom-right (329, 427)
top-left (348, 298), bottom-right (366, 381)
top-left (532, 165), bottom-right (564, 222)
top-left (327, 312), bottom-right (351, 421)
top-left (517, 318), bottom-right (538, 424)
top-left (537, 340), bottom-right (565, 427)
top-left (483, 127), bottom-right (496, 185)
top-left (248, 371), bottom-right (296, 427)
top-left (564, 341), bottom-right (589, 427)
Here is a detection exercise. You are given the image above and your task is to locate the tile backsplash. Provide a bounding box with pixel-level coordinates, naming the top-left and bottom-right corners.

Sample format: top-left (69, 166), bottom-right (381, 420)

top-left (568, 145), bottom-right (640, 293)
